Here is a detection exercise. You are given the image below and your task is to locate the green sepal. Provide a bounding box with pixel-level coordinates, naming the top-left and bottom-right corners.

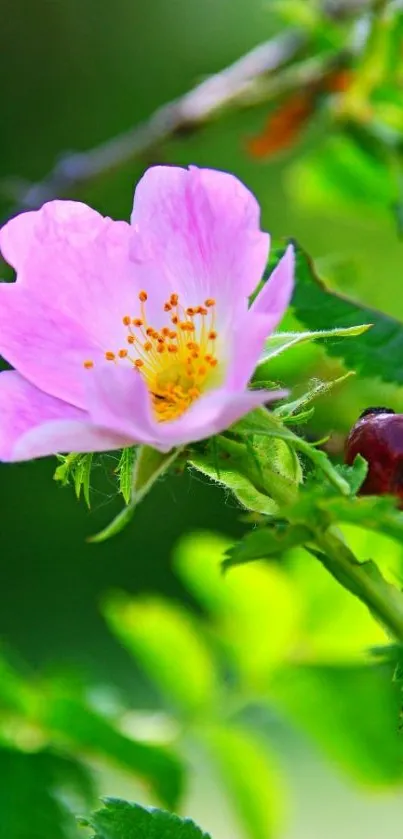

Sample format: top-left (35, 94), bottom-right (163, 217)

top-left (234, 408), bottom-right (351, 498)
top-left (115, 446), bottom-right (136, 505)
top-left (274, 371), bottom-right (355, 419)
top-left (89, 446), bottom-right (181, 543)
top-left (189, 432), bottom-right (302, 516)
top-left (189, 449), bottom-right (278, 516)
top-left (54, 453), bottom-right (93, 507)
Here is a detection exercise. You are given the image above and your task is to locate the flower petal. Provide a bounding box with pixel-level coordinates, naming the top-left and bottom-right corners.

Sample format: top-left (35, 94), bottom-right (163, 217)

top-left (154, 387), bottom-right (287, 450)
top-left (0, 201), bottom-right (147, 407)
top-left (225, 245), bottom-right (294, 390)
top-left (251, 243), bottom-right (294, 319)
top-left (131, 165), bottom-right (269, 320)
top-left (85, 362), bottom-right (285, 452)
top-left (0, 284), bottom-right (98, 408)
top-left (0, 370), bottom-right (129, 462)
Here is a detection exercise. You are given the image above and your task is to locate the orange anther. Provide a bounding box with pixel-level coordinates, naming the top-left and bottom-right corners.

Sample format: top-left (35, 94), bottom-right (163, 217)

top-left (168, 344), bottom-right (177, 353)
top-left (118, 349), bottom-right (128, 358)
top-left (105, 351), bottom-right (116, 361)
top-left (186, 341), bottom-right (198, 350)
top-left (83, 360), bottom-right (94, 369)
top-left (162, 327), bottom-right (171, 337)
top-left (122, 315), bottom-right (131, 326)
top-left (144, 341), bottom-right (152, 351)
top-left (188, 387), bottom-right (200, 399)
top-left (139, 291), bottom-right (148, 302)
top-left (164, 303), bottom-right (172, 312)
top-left (127, 335), bottom-right (135, 344)
top-left (198, 366), bottom-right (207, 376)
top-left (146, 327), bottom-right (155, 337)
top-left (169, 331), bottom-right (177, 339)
top-left (134, 359), bottom-right (144, 368)
top-left (198, 306), bottom-right (208, 316)
top-left (171, 315), bottom-right (179, 325)
top-left (191, 351), bottom-right (199, 359)
top-left (208, 330), bottom-right (217, 340)
top-left (133, 318), bottom-right (143, 327)
top-left (170, 293), bottom-right (179, 306)
top-left (186, 307), bottom-right (195, 316)
top-left (205, 298), bottom-right (215, 307)
top-left (157, 336), bottom-right (165, 344)
top-left (204, 354), bottom-right (212, 362)
top-left (157, 344), bottom-right (166, 354)
top-left (209, 358), bottom-right (218, 367)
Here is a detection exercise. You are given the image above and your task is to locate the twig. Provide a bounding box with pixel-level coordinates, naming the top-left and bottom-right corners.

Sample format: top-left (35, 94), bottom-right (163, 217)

top-left (5, 31), bottom-right (306, 210)
top-left (2, 0), bottom-right (382, 211)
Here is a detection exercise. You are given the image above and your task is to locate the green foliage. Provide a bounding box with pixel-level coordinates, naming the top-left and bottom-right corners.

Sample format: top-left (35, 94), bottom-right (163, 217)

top-left (104, 593), bottom-right (219, 716)
top-left (0, 748), bottom-right (93, 839)
top-left (204, 726), bottom-right (284, 839)
top-left (271, 663), bottom-right (403, 786)
top-left (81, 799), bottom-right (211, 839)
top-left (287, 243), bottom-right (403, 386)
top-left (0, 651), bottom-right (184, 812)
top-left (42, 693), bottom-right (183, 809)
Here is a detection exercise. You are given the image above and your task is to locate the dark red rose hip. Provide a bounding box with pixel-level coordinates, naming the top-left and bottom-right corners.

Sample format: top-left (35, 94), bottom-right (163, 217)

top-left (345, 407), bottom-right (403, 504)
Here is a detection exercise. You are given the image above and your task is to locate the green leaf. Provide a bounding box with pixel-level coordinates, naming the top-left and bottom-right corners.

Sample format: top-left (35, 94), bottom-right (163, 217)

top-left (81, 798), bottom-right (211, 839)
top-left (89, 446), bottom-right (180, 543)
top-left (104, 593), bottom-right (219, 717)
top-left (270, 663), bottom-right (403, 785)
top-left (325, 494), bottom-right (403, 543)
top-left (174, 532), bottom-right (299, 685)
top-left (314, 533), bottom-right (403, 641)
top-left (333, 454), bottom-right (368, 495)
top-left (203, 725), bottom-right (284, 839)
top-left (290, 133), bottom-right (395, 215)
top-left (115, 447), bottom-right (136, 505)
top-left (0, 747), bottom-right (92, 839)
top-left (224, 523), bottom-right (311, 569)
top-left (290, 242), bottom-right (403, 385)
top-left (259, 326), bottom-right (370, 366)
top-left (42, 694), bottom-right (183, 810)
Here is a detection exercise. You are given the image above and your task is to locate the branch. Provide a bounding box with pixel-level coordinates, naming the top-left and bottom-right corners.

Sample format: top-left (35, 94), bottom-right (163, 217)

top-left (2, 0), bottom-right (381, 211)
top-left (4, 31), bottom-right (306, 210)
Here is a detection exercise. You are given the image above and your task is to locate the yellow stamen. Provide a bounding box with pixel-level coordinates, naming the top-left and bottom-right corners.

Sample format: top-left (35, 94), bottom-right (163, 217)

top-left (86, 292), bottom-right (221, 422)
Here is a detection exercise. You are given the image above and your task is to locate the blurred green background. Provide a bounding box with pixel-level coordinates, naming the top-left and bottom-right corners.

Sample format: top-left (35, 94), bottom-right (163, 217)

top-left (1, 1), bottom-right (403, 838)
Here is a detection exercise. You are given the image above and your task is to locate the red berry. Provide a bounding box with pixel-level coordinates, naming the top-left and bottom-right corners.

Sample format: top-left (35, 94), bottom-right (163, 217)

top-left (345, 407), bottom-right (403, 503)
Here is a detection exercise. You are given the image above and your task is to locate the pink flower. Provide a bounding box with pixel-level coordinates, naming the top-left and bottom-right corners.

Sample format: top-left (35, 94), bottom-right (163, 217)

top-left (0, 166), bottom-right (293, 461)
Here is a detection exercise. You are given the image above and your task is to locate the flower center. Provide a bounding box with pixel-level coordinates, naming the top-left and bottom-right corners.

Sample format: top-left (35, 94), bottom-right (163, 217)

top-left (83, 292), bottom-right (221, 422)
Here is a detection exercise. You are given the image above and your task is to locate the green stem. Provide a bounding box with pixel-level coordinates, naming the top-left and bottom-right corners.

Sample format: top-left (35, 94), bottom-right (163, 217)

top-left (315, 528), bottom-right (403, 642)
